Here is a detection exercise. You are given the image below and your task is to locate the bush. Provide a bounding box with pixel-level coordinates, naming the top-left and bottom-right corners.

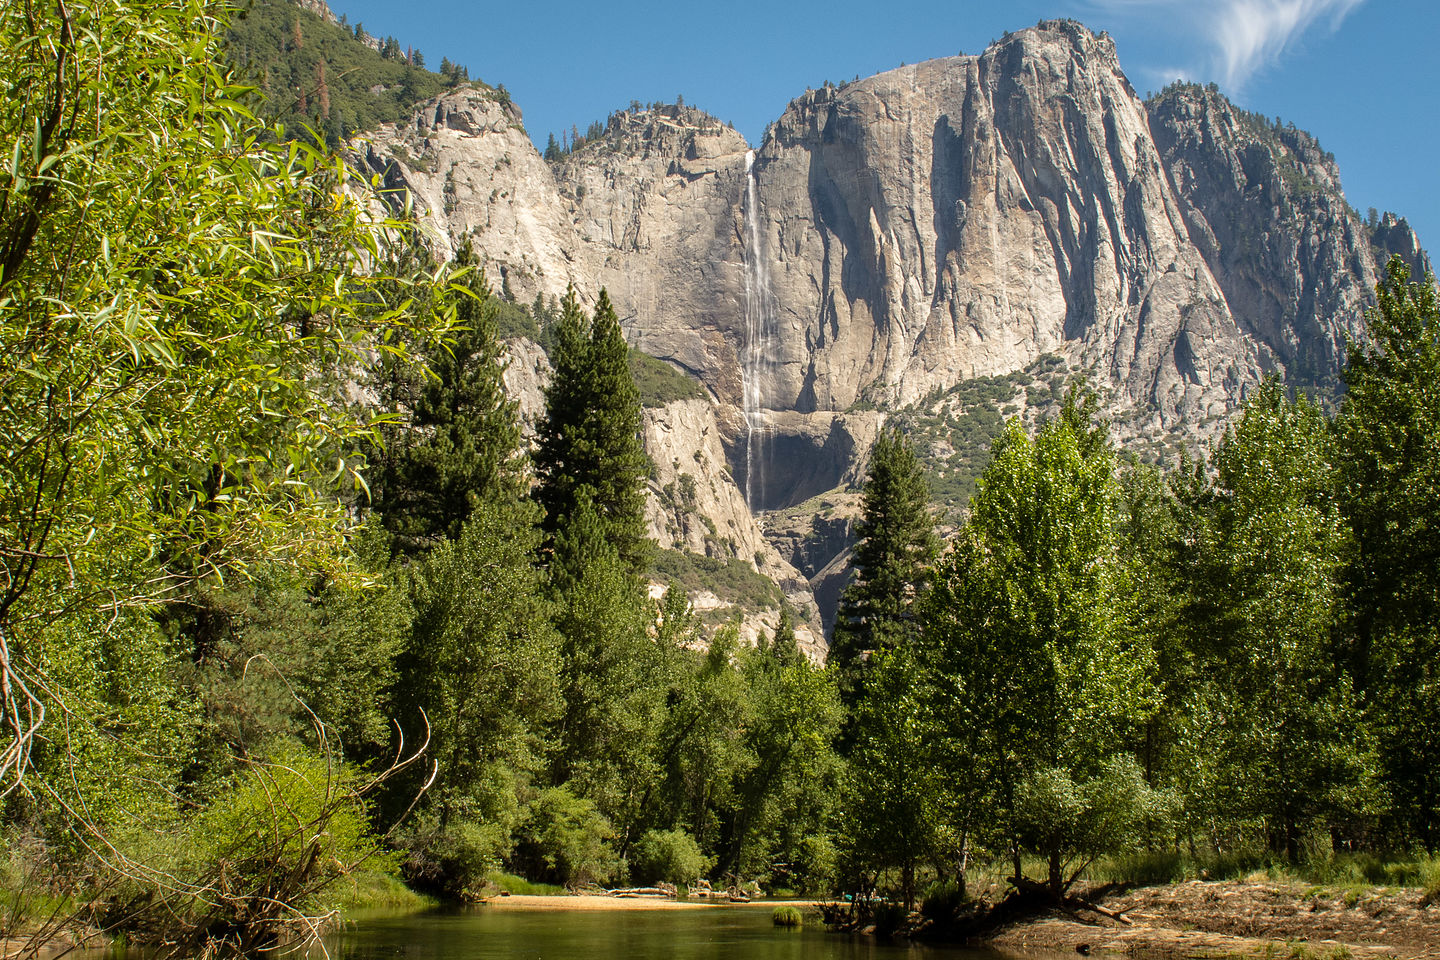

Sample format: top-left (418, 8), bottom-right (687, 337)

top-left (919, 879), bottom-right (966, 921)
top-left (869, 900), bottom-right (908, 937)
top-left (630, 829), bottom-right (712, 885)
top-left (398, 813), bottom-right (513, 899)
top-left (157, 745), bottom-right (398, 950)
top-left (629, 349), bottom-right (706, 407)
top-left (515, 786), bottom-right (620, 886)
top-left (651, 549), bottom-right (782, 612)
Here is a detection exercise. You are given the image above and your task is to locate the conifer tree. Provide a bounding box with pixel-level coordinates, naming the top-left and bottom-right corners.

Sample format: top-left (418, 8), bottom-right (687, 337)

top-left (372, 240), bottom-right (523, 556)
top-left (829, 426), bottom-right (938, 708)
top-left (534, 288), bottom-right (651, 583)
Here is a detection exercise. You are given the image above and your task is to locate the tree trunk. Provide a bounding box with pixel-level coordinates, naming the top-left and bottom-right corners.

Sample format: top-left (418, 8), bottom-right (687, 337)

top-left (956, 831), bottom-right (969, 901)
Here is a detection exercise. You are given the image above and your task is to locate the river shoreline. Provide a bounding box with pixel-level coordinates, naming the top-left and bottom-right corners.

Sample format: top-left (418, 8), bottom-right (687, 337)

top-left (967, 878), bottom-right (1436, 960)
top-left (477, 881), bottom-right (1439, 959)
top-left (7, 880), bottom-right (1435, 958)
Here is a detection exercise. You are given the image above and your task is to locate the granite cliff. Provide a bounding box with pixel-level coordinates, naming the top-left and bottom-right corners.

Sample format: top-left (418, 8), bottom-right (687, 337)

top-left (352, 19), bottom-right (1426, 638)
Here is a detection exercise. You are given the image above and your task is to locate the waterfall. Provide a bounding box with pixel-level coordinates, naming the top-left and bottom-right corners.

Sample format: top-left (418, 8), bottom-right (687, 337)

top-left (741, 149), bottom-right (774, 514)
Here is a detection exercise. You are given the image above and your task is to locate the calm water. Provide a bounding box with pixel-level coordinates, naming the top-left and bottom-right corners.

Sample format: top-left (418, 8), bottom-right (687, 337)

top-left (324, 904), bottom-right (1035, 960)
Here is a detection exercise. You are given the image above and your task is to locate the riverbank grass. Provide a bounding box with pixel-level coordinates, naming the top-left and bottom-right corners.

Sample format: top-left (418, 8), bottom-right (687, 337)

top-left (484, 872), bottom-right (567, 896)
top-left (335, 870), bottom-right (437, 913)
top-left (772, 905), bottom-right (803, 927)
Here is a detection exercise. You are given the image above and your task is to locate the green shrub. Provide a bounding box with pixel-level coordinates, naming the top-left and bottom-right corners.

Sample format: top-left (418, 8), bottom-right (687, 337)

top-left (515, 786), bottom-right (620, 886)
top-left (869, 900), bottom-right (908, 937)
top-left (651, 549), bottom-right (782, 612)
top-left (919, 879), bottom-right (966, 920)
top-left (629, 349), bottom-right (706, 407)
top-left (630, 829), bottom-right (712, 885)
top-left (398, 813), bottom-right (513, 899)
top-left (160, 745), bottom-right (397, 948)
top-left (495, 299), bottom-right (541, 340)
top-left (194, 747), bottom-right (393, 889)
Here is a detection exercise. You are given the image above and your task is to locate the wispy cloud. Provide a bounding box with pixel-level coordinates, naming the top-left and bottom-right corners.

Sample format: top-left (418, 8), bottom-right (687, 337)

top-left (1078, 0), bottom-right (1365, 89)
top-left (1212, 0), bottom-right (1364, 86)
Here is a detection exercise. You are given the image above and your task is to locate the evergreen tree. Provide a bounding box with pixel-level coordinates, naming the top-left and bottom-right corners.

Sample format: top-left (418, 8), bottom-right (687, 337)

top-left (372, 240), bottom-right (523, 556)
top-left (829, 426), bottom-right (938, 708)
top-left (390, 504), bottom-right (560, 896)
top-left (544, 132), bottom-right (561, 162)
top-left (534, 288), bottom-right (651, 584)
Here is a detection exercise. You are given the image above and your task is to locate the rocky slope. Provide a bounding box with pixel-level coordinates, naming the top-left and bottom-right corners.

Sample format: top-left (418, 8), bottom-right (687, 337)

top-left (353, 19), bottom-right (1426, 639)
top-left (497, 339), bottom-right (828, 656)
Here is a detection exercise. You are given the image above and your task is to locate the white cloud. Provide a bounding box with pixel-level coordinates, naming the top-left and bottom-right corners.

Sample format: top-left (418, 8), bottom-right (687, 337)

top-left (1212, 0), bottom-right (1365, 86)
top-left (1078, 0), bottom-right (1365, 88)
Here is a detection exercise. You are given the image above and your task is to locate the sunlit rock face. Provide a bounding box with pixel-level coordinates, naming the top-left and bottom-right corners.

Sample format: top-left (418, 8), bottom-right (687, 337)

top-left (356, 20), bottom-right (1424, 637)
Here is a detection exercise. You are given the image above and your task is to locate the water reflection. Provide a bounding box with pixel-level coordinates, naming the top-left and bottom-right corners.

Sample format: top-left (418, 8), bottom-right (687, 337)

top-left (326, 904), bottom-right (1011, 960)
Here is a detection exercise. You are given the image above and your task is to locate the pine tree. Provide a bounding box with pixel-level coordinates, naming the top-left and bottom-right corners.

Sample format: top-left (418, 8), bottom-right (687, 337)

top-left (373, 240), bottom-right (524, 556)
top-left (534, 288), bottom-right (651, 584)
top-left (829, 426), bottom-right (938, 708)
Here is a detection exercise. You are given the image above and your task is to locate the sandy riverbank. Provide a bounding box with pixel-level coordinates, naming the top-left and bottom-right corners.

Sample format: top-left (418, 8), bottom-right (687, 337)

top-left (478, 882), bottom-right (1440, 959)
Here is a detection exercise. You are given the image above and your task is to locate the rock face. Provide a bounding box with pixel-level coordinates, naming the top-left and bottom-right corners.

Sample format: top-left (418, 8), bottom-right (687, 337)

top-left (495, 338), bottom-right (827, 654)
top-left (1148, 83), bottom-right (1420, 391)
top-left (354, 20), bottom-right (1426, 638)
top-left (642, 398), bottom-right (825, 657)
top-left (355, 88), bottom-right (577, 297)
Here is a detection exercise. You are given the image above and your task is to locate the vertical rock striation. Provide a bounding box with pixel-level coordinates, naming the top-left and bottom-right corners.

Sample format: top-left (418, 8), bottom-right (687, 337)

top-left (352, 20), bottom-right (1427, 637)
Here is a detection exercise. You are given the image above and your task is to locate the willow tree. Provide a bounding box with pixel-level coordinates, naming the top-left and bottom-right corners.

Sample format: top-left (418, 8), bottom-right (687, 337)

top-left (0, 0), bottom-right (441, 944)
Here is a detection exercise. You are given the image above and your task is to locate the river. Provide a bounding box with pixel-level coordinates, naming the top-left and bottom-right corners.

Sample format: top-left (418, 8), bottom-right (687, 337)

top-left (325, 902), bottom-right (1033, 960)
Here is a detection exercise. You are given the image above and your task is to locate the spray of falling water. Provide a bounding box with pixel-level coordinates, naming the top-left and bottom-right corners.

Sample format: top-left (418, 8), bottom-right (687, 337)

top-left (741, 150), bottom-right (775, 514)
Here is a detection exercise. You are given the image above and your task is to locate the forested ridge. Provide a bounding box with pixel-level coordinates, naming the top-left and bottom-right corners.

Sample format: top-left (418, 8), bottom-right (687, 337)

top-left (3, 1), bottom-right (1440, 955)
top-left (223, 0), bottom-right (487, 147)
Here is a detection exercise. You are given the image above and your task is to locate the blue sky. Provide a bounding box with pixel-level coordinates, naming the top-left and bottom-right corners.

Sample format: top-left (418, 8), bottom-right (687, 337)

top-left (325, 0), bottom-right (1439, 254)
